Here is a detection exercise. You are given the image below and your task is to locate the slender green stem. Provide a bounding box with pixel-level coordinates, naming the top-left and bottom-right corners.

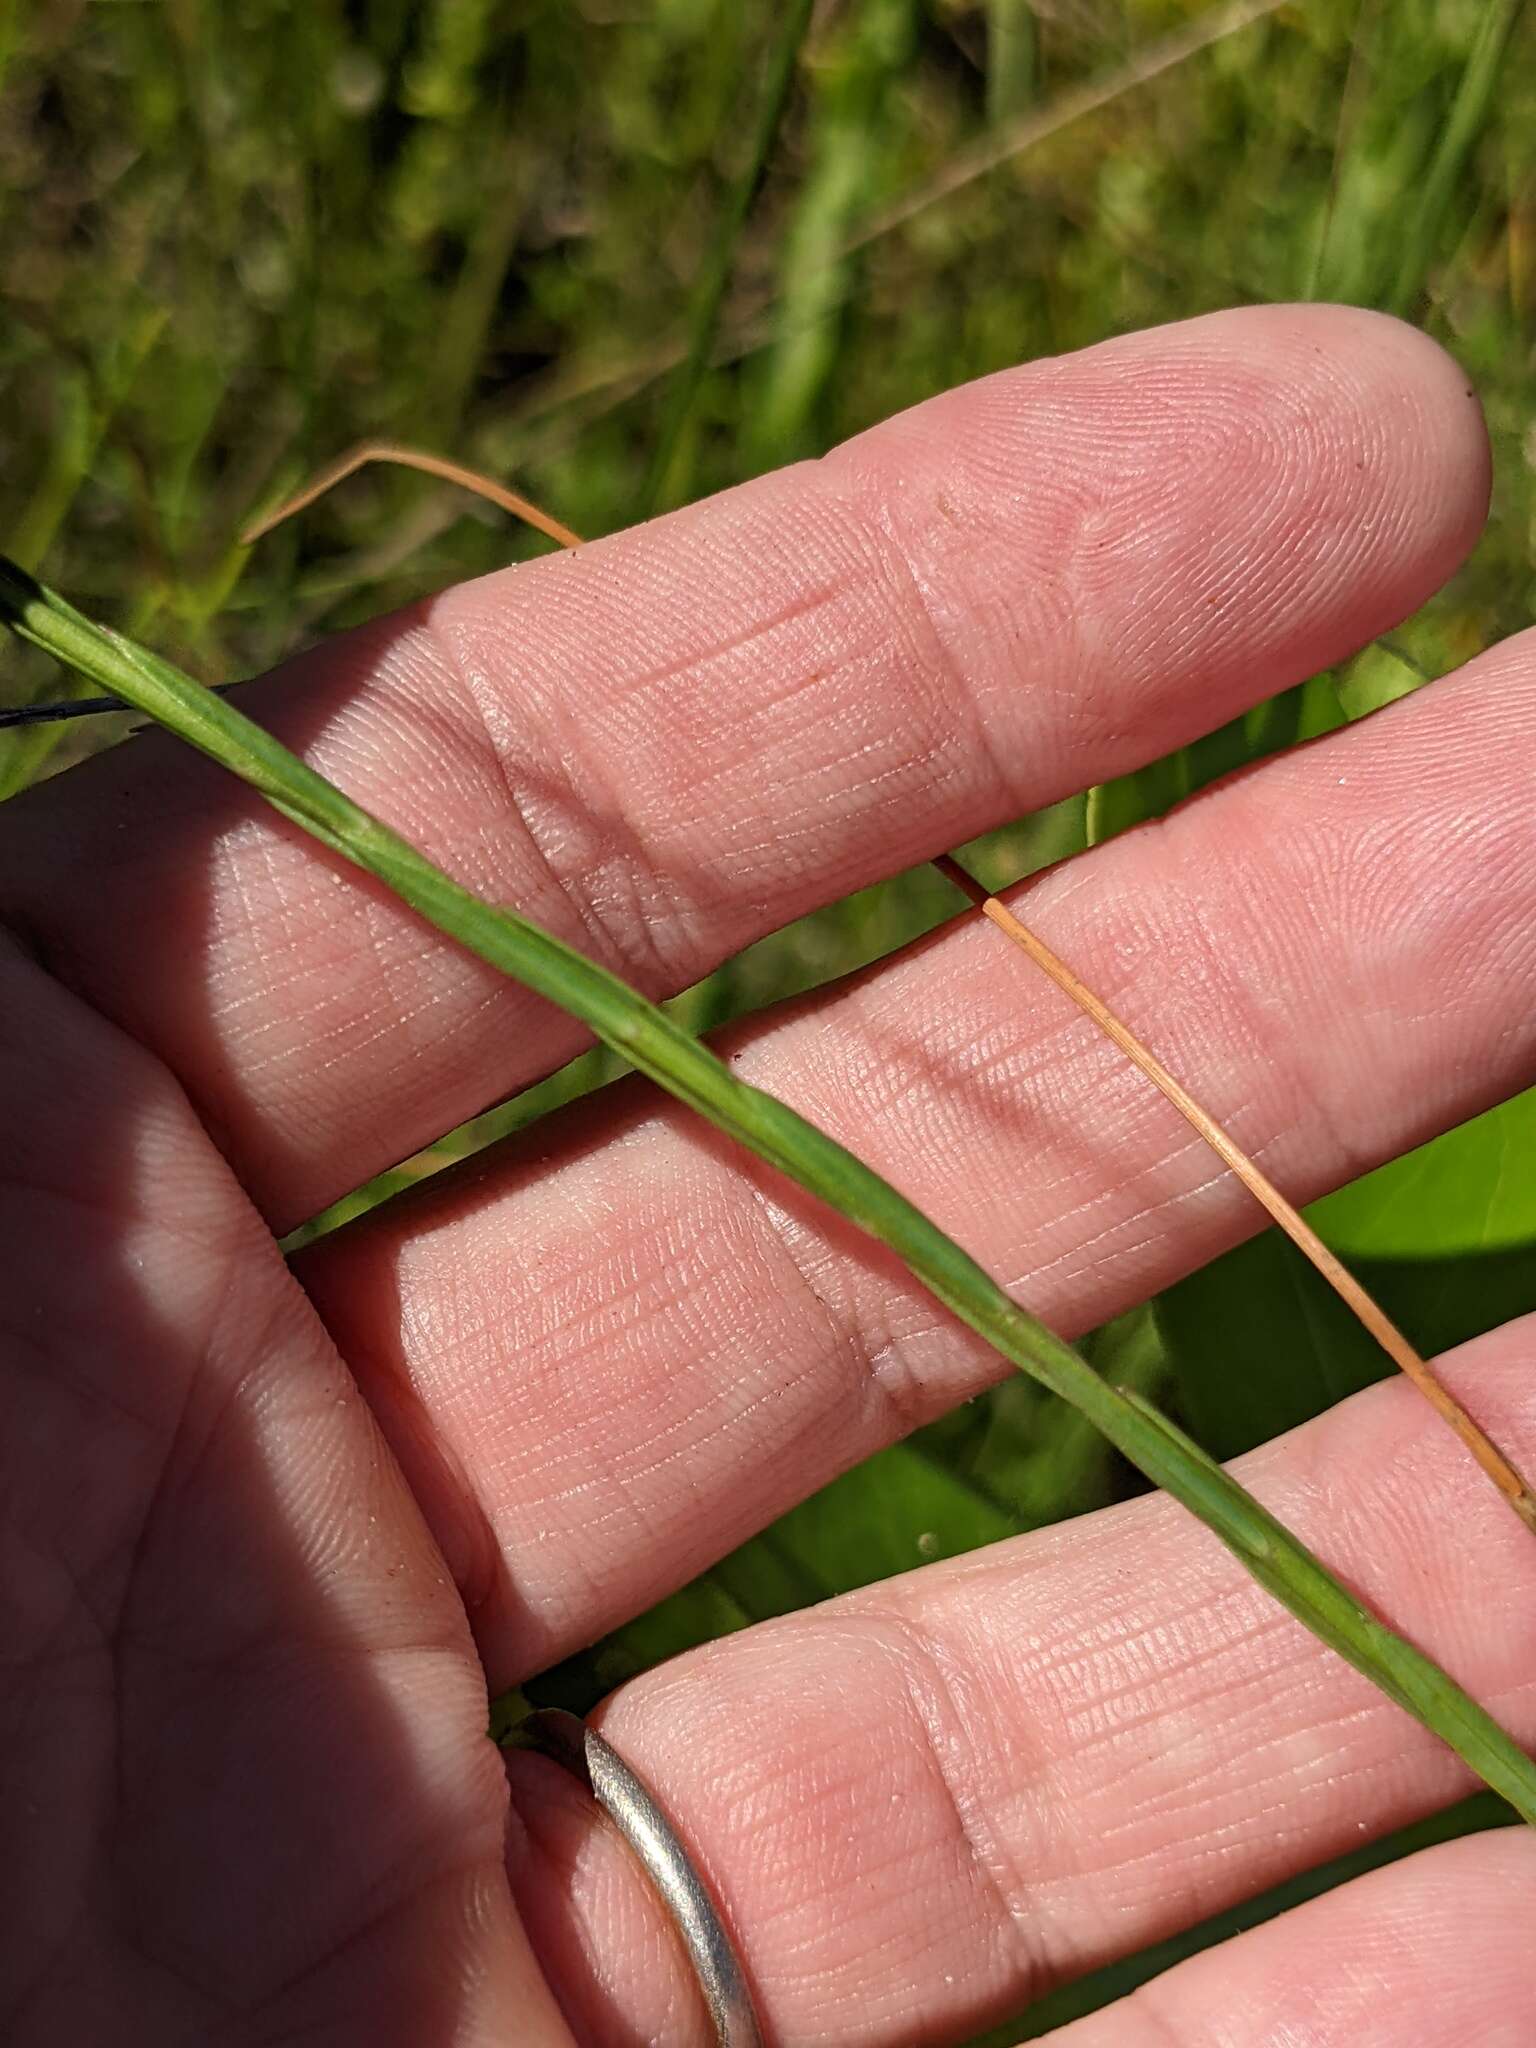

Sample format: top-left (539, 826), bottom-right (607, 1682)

top-left (4, 551), bottom-right (1534, 1824)
top-left (1387, 0), bottom-right (1523, 318)
top-left (636, 0), bottom-right (816, 517)
top-left (987, 0), bottom-right (1036, 125)
top-left (745, 0), bottom-right (917, 471)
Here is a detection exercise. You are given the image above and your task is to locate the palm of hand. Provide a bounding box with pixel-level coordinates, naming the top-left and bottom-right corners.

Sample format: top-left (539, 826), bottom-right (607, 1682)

top-left (4, 305), bottom-right (1535, 2048)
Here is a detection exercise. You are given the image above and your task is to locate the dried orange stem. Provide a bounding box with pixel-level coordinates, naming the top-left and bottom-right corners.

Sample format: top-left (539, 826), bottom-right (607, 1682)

top-left (241, 442), bottom-right (583, 552)
top-left (935, 853), bottom-right (1536, 1537)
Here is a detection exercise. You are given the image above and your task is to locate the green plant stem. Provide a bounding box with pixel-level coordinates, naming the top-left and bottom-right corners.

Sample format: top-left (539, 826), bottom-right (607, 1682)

top-left (4, 551), bottom-right (1535, 1825)
top-left (636, 0), bottom-right (816, 517)
top-left (1387, 0), bottom-right (1523, 318)
top-left (745, 0), bottom-right (917, 470)
top-left (987, 0), bottom-right (1037, 124)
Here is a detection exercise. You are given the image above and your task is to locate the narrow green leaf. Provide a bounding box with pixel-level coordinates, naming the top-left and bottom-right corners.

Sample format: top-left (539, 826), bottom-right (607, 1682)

top-left (5, 553), bottom-right (1534, 1825)
top-left (987, 0), bottom-right (1038, 126)
top-left (744, 0), bottom-right (918, 469)
top-left (1386, 0), bottom-right (1523, 319)
top-left (636, 0), bottom-right (817, 515)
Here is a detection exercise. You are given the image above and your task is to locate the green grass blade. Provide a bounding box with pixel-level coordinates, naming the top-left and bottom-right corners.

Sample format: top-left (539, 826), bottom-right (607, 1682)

top-left (4, 552), bottom-right (1534, 1824)
top-left (744, 0), bottom-right (917, 471)
top-left (635, 0), bottom-right (816, 517)
top-left (1387, 0), bottom-right (1523, 318)
top-left (987, 0), bottom-right (1037, 125)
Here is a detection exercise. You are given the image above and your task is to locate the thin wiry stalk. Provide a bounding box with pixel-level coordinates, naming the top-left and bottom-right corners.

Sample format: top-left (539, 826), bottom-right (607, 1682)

top-left (241, 444), bottom-right (581, 552)
top-left (935, 854), bottom-right (1536, 1537)
top-left (3, 550), bottom-right (1535, 1824)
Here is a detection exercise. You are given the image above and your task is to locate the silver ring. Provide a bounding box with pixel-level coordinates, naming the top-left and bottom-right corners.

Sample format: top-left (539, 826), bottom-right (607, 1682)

top-left (516, 1707), bottom-right (764, 2048)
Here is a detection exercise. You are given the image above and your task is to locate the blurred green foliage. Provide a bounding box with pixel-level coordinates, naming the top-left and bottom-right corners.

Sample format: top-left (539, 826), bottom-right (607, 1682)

top-left (4, 0), bottom-right (1536, 2033)
top-left (6, 0), bottom-right (1536, 676)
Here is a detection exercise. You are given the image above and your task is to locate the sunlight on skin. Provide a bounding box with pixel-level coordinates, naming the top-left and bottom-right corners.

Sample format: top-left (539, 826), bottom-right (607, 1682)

top-left (4, 306), bottom-right (1535, 2046)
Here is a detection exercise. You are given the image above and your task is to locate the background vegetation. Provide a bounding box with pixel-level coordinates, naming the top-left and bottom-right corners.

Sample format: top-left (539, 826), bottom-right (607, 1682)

top-left (3, 0), bottom-right (1534, 2035)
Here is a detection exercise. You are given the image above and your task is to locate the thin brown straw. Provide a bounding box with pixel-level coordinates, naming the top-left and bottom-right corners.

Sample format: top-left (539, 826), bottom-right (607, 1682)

top-left (935, 853), bottom-right (1536, 1537)
top-left (241, 442), bottom-right (584, 552)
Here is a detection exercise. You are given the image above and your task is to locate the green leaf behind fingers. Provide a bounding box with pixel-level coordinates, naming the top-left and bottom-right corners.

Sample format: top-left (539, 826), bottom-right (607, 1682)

top-left (1164, 1093), bottom-right (1536, 1462)
top-left (5, 553), bottom-right (1535, 1824)
top-left (1314, 1090), bottom-right (1536, 1260)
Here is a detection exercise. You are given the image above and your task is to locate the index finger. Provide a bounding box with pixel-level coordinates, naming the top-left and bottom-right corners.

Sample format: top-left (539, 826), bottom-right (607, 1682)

top-left (0, 304), bottom-right (1487, 1228)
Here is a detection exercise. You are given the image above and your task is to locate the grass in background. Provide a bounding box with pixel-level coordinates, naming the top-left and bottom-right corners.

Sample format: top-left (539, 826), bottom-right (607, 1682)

top-left (4, 0), bottom-right (1536, 2034)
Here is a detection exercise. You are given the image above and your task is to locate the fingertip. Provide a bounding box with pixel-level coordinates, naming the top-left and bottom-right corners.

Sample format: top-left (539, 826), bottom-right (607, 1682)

top-left (822, 301), bottom-right (1494, 779)
top-left (1278, 299), bottom-right (1491, 556)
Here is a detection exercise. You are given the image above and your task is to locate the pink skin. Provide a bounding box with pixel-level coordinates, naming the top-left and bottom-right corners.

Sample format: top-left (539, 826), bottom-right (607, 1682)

top-left (1, 303), bottom-right (1532, 2046)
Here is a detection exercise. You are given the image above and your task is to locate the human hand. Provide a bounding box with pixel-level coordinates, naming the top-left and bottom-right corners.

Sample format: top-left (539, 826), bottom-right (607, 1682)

top-left (3, 304), bottom-right (1534, 2046)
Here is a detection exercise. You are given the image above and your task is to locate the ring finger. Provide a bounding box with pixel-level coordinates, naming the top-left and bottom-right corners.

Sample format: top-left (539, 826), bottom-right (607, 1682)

top-left (505, 1312), bottom-right (1536, 2046)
